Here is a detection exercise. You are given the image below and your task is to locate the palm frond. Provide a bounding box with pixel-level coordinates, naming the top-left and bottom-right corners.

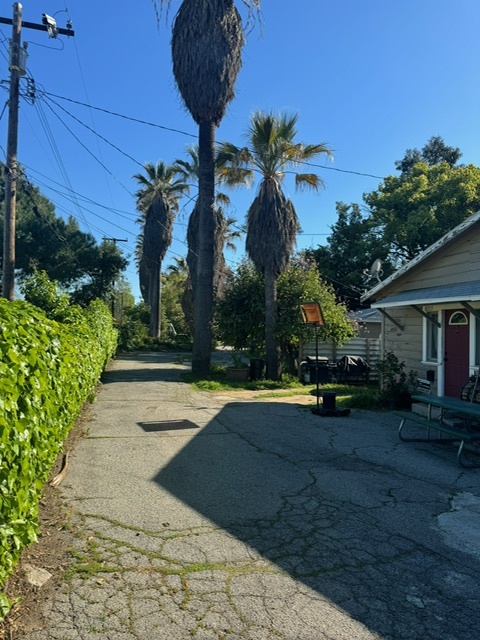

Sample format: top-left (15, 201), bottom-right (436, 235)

top-left (246, 177), bottom-right (298, 274)
top-left (171, 0), bottom-right (244, 125)
top-left (295, 173), bottom-right (325, 191)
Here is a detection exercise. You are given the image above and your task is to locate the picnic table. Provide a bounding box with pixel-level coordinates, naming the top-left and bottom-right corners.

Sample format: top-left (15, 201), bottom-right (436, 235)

top-left (394, 393), bottom-right (480, 468)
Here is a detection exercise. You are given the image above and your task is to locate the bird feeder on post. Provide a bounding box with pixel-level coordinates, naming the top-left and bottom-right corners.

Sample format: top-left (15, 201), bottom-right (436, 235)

top-left (300, 302), bottom-right (350, 417)
top-left (300, 302), bottom-right (325, 415)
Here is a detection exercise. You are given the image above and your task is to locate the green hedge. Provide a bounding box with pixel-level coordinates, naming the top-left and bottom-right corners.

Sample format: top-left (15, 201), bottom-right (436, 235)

top-left (0, 298), bottom-right (117, 615)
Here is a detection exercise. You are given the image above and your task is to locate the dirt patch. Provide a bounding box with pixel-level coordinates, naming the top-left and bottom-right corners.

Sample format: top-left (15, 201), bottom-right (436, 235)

top-left (210, 389), bottom-right (317, 405)
top-left (0, 407), bottom-right (90, 640)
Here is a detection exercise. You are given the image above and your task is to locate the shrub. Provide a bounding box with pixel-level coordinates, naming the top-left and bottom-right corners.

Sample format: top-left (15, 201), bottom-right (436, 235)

top-left (0, 298), bottom-right (117, 615)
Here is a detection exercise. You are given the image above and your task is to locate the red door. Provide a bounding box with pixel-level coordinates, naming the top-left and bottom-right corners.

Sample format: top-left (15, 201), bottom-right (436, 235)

top-left (444, 309), bottom-right (470, 397)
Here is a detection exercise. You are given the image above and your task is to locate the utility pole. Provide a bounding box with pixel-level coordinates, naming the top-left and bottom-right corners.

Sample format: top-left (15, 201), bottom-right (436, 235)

top-left (2, 3), bottom-right (22, 300)
top-left (1, 4), bottom-right (74, 300)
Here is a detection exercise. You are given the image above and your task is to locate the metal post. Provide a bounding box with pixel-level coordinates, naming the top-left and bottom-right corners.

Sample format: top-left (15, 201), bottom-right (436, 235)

top-left (2, 3), bottom-right (22, 300)
top-left (315, 325), bottom-right (320, 413)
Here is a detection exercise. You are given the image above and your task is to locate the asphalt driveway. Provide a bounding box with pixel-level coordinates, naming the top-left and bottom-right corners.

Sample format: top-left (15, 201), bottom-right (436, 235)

top-left (27, 352), bottom-right (480, 640)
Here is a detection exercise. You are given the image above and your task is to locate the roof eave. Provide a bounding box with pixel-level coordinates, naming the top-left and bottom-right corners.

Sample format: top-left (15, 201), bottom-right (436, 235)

top-left (371, 294), bottom-right (480, 309)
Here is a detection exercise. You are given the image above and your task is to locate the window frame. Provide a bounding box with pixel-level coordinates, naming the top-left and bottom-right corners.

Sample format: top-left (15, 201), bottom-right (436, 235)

top-left (422, 310), bottom-right (440, 365)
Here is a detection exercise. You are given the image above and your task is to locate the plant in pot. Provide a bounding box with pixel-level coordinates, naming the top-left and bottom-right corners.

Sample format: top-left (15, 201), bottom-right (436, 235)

top-left (226, 350), bottom-right (250, 381)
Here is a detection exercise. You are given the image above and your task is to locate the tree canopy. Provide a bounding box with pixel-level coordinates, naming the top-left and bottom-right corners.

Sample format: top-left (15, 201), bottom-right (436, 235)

top-left (0, 168), bottom-right (128, 303)
top-left (394, 136), bottom-right (462, 175)
top-left (308, 137), bottom-right (478, 299)
top-left (307, 202), bottom-right (394, 308)
top-left (216, 257), bottom-right (356, 373)
top-left (365, 161), bottom-right (480, 261)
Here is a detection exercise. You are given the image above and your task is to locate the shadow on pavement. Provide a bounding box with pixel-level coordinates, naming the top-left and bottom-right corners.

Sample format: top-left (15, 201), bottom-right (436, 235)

top-left (153, 399), bottom-right (480, 640)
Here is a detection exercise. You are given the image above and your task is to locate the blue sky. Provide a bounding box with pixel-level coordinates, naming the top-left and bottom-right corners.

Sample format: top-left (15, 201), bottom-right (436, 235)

top-left (1, 0), bottom-right (479, 300)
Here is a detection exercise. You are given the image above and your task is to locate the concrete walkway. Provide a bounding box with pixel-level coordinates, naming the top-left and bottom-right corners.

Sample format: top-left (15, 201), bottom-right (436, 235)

top-left (29, 352), bottom-right (480, 639)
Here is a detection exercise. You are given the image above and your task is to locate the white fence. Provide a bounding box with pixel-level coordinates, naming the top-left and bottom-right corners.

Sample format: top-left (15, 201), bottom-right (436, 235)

top-left (300, 337), bottom-right (381, 381)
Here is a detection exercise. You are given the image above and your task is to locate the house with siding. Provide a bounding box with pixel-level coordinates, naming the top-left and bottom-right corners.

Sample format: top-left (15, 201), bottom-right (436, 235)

top-left (361, 210), bottom-right (480, 397)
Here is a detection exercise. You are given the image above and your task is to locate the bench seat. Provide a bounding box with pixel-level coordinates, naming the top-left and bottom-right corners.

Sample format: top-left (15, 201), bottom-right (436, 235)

top-left (393, 410), bottom-right (480, 468)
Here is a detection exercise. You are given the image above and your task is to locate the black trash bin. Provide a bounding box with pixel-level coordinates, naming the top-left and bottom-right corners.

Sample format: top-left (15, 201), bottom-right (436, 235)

top-left (322, 392), bottom-right (337, 412)
top-left (249, 358), bottom-right (265, 381)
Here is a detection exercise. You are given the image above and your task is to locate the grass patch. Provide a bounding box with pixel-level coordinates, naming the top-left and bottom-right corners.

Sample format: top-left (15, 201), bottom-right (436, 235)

top-left (183, 366), bottom-right (382, 408)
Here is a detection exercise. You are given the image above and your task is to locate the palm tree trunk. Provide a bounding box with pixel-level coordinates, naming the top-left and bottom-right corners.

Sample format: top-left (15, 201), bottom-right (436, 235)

top-left (149, 261), bottom-right (161, 338)
top-left (264, 269), bottom-right (281, 380)
top-left (192, 120), bottom-right (216, 375)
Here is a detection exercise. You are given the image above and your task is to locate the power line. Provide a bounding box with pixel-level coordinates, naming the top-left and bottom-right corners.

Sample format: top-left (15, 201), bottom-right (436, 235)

top-left (43, 90), bottom-right (197, 139)
top-left (40, 97), bottom-right (135, 197)
top-left (33, 97), bottom-right (93, 233)
top-left (43, 94), bottom-right (145, 168)
top-left (42, 89), bottom-right (384, 180)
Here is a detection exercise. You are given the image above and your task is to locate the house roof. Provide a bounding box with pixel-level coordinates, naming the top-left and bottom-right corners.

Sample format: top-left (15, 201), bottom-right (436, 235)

top-left (349, 308), bottom-right (382, 322)
top-left (361, 209), bottom-right (480, 304)
top-left (370, 281), bottom-right (480, 309)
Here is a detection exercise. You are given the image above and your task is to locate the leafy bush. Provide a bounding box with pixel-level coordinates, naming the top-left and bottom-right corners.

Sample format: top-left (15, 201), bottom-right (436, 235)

top-left (21, 269), bottom-right (71, 321)
top-left (376, 351), bottom-right (417, 409)
top-left (118, 319), bottom-right (150, 351)
top-left (0, 298), bottom-right (117, 615)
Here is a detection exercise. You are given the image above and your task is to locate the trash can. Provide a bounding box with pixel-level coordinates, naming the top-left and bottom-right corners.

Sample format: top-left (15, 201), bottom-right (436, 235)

top-left (305, 356), bottom-right (329, 383)
top-left (249, 358), bottom-right (265, 381)
top-left (322, 392), bottom-right (337, 412)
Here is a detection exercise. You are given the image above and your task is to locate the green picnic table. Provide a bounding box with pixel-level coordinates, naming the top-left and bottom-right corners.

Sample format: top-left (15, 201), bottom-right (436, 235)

top-left (393, 393), bottom-right (480, 468)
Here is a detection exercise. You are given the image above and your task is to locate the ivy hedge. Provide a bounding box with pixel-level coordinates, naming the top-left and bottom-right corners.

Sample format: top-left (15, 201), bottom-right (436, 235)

top-left (0, 298), bottom-right (117, 615)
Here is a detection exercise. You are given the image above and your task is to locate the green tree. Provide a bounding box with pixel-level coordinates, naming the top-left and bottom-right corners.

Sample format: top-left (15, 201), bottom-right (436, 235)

top-left (0, 168), bottom-right (126, 293)
top-left (395, 136), bottom-right (461, 176)
top-left (0, 165), bottom-right (128, 304)
top-left (161, 260), bottom-right (192, 338)
top-left (216, 257), bottom-right (356, 374)
top-left (218, 110), bottom-right (332, 379)
top-left (113, 275), bottom-right (135, 324)
top-left (307, 202), bottom-right (393, 307)
top-left (365, 162), bottom-right (480, 262)
top-left (133, 161), bottom-right (188, 337)
top-left (152, 0), bottom-right (259, 376)
top-left (70, 239), bottom-right (128, 307)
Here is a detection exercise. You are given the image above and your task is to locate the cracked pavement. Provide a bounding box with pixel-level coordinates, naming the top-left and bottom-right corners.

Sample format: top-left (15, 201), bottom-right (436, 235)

top-left (28, 352), bottom-right (480, 639)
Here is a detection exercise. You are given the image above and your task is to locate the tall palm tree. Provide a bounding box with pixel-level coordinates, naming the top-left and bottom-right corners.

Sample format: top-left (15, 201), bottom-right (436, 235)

top-left (218, 111), bottom-right (333, 379)
top-left (134, 161), bottom-right (188, 337)
top-left (175, 145), bottom-right (246, 314)
top-left (152, 0), bottom-right (259, 376)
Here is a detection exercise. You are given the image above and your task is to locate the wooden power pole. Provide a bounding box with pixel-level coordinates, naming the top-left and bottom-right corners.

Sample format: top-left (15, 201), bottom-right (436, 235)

top-left (2, 2), bottom-right (22, 300)
top-left (0, 4), bottom-right (74, 299)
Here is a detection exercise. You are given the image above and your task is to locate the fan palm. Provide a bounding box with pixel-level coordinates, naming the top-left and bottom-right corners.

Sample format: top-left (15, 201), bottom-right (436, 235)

top-left (152, 0), bottom-right (259, 375)
top-left (218, 111), bottom-right (333, 379)
top-left (134, 161), bottom-right (188, 337)
top-left (175, 145), bottom-right (245, 310)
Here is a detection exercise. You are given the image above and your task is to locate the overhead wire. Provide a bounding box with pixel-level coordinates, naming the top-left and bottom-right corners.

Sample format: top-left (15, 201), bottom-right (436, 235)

top-left (65, 8), bottom-right (117, 206)
top-left (40, 97), bottom-right (135, 197)
top-left (33, 95), bottom-right (93, 233)
top-left (43, 90), bottom-right (197, 140)
top-left (1, 36), bottom-right (383, 291)
top-left (43, 93), bottom-right (145, 168)
top-left (44, 86), bottom-right (384, 180)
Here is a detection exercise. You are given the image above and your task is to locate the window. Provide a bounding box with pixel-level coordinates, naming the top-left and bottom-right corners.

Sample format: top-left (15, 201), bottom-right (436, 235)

top-left (476, 317), bottom-right (480, 366)
top-left (449, 311), bottom-right (468, 325)
top-left (424, 312), bottom-right (439, 363)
